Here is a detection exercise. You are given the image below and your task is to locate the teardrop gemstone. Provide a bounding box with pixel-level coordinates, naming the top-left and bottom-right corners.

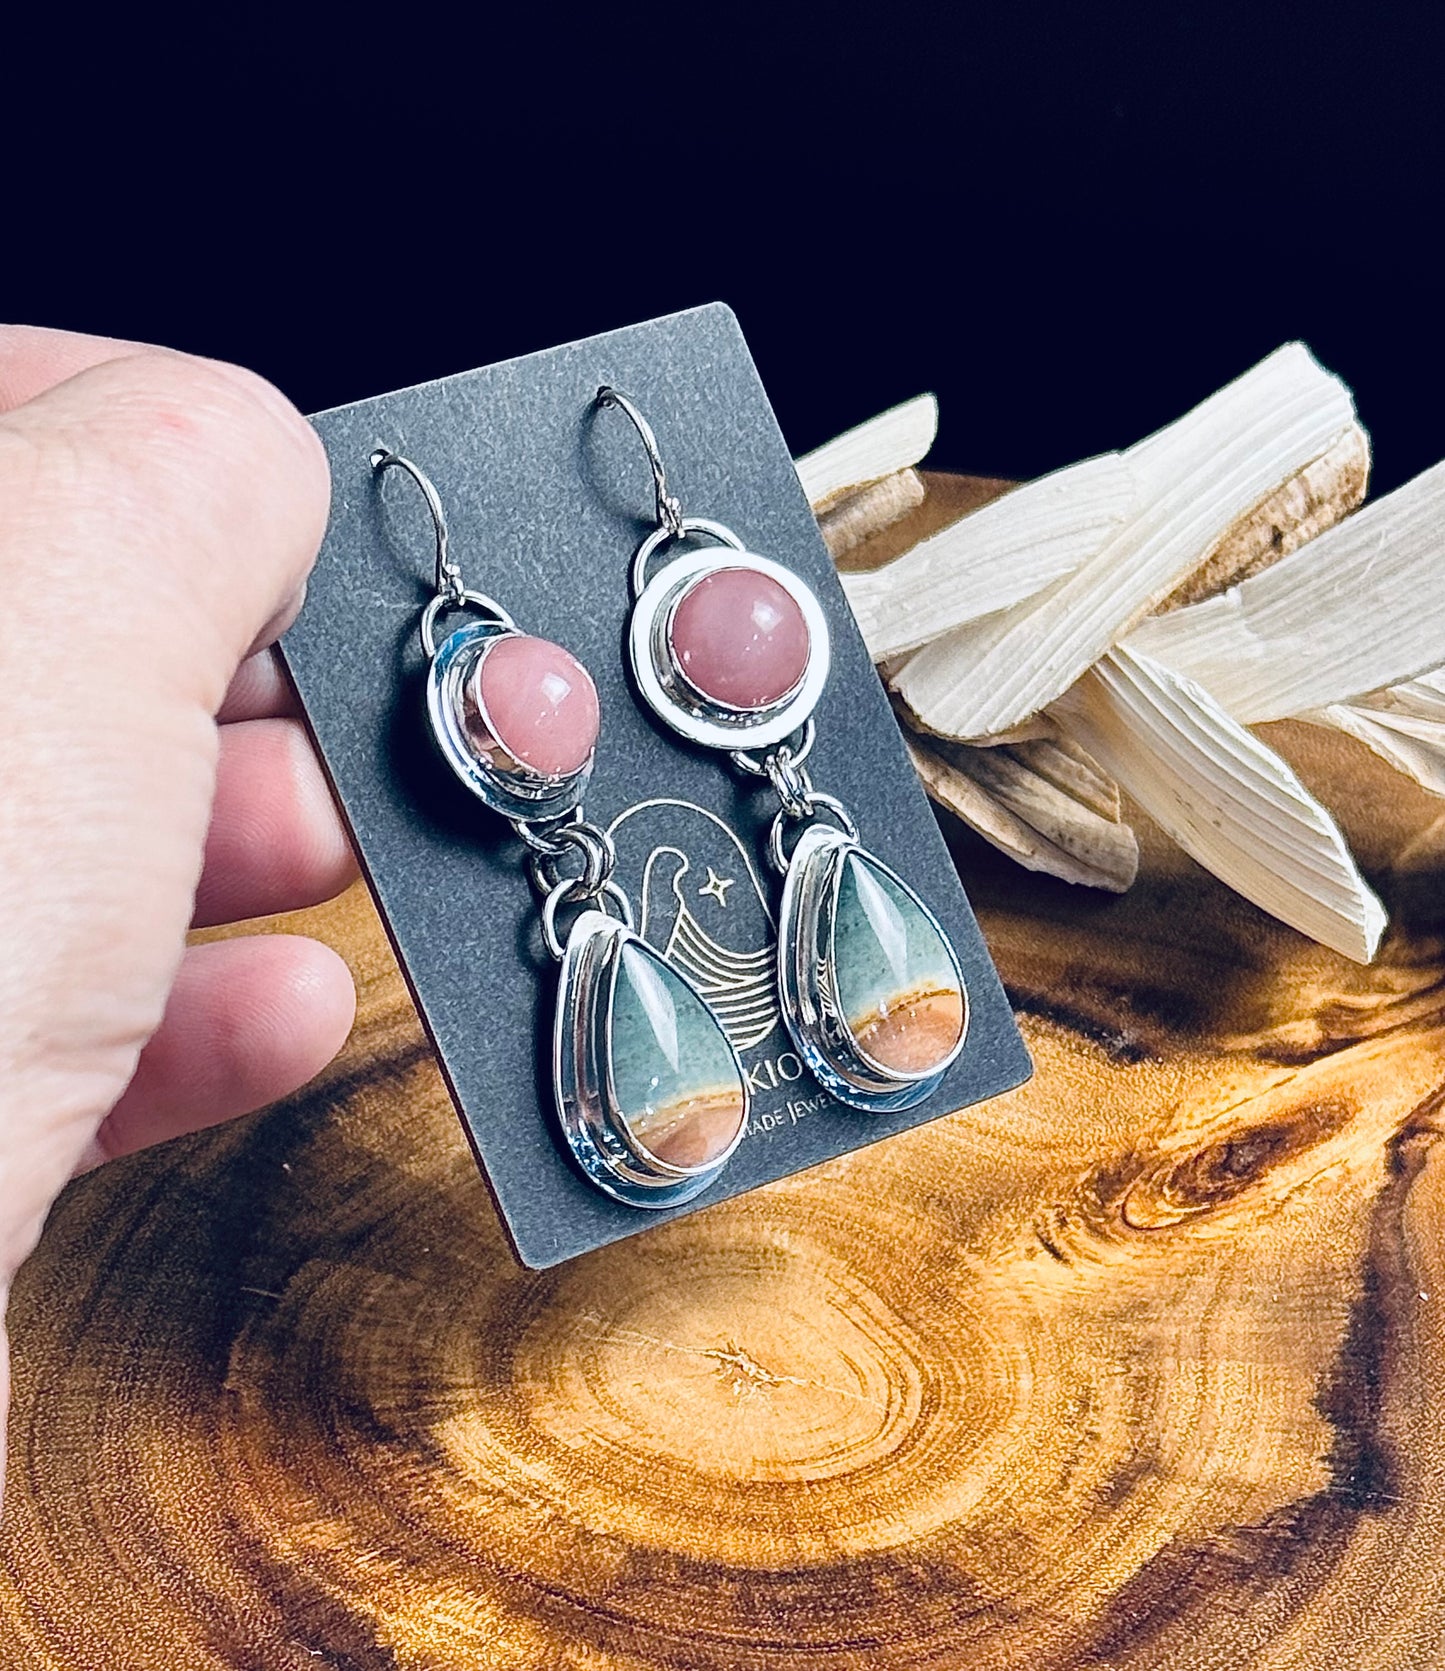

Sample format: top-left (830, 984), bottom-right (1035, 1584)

top-left (608, 940), bottom-right (747, 1169)
top-left (832, 852), bottom-right (965, 1076)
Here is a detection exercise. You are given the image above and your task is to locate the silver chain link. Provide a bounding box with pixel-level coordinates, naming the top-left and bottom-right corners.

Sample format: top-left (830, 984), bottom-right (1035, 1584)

top-left (518, 816), bottom-right (618, 900)
top-left (730, 721), bottom-right (861, 872)
top-left (729, 718), bottom-right (816, 781)
top-left (765, 744), bottom-right (815, 820)
top-left (515, 812), bottom-right (630, 959)
top-left (767, 793), bottom-right (859, 874)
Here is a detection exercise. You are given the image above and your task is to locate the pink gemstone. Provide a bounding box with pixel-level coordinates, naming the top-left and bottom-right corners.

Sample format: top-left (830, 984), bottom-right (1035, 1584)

top-left (668, 566), bottom-right (811, 710)
top-left (469, 634), bottom-right (600, 777)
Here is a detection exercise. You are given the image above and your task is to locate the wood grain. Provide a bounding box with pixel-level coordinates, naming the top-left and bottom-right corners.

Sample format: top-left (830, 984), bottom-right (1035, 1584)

top-left (3, 478), bottom-right (1445, 1669)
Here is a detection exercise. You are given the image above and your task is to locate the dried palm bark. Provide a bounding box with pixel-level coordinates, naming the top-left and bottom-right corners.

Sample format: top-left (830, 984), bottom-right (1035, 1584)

top-left (841, 453), bottom-right (1136, 661)
top-left (815, 469), bottom-right (926, 557)
top-left (795, 392), bottom-right (938, 509)
top-left (1310, 669), bottom-right (1445, 797)
top-left (1156, 424), bottom-right (1371, 610)
top-left (794, 394), bottom-right (938, 560)
top-left (907, 732), bottom-right (1140, 892)
top-left (1053, 649), bottom-right (1386, 961)
top-left (889, 345), bottom-right (1362, 742)
top-left (800, 342), bottom-right (1445, 960)
top-left (1126, 459), bottom-right (1445, 721)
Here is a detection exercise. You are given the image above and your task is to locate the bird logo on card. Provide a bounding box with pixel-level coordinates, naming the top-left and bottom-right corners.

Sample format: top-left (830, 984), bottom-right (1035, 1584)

top-left (607, 799), bottom-right (781, 1053)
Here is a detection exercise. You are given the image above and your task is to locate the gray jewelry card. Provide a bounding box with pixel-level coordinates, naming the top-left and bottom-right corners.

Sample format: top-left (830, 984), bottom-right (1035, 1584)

top-left (287, 304), bottom-right (1031, 1268)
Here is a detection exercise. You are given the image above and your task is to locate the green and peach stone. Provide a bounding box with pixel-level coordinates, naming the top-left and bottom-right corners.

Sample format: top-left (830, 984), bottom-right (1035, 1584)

top-left (834, 851), bottom-right (965, 1075)
top-left (609, 941), bottom-right (746, 1170)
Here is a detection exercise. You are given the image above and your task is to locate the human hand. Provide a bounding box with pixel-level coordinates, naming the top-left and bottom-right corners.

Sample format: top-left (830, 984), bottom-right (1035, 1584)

top-left (0, 327), bottom-right (358, 1490)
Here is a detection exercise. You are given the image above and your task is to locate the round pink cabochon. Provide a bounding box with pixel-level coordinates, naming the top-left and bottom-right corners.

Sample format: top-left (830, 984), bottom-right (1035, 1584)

top-left (668, 566), bottom-right (810, 710)
top-left (472, 634), bottom-right (600, 776)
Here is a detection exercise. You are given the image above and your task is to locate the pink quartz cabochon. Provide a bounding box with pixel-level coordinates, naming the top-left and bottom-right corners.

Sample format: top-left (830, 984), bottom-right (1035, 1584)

top-left (470, 635), bottom-right (600, 776)
top-left (668, 566), bottom-right (811, 710)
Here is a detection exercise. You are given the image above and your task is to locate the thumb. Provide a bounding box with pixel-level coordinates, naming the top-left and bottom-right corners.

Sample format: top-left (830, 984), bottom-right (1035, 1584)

top-left (0, 342), bottom-right (330, 713)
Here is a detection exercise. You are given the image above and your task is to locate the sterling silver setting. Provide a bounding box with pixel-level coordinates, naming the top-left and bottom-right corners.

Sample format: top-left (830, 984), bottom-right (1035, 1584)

top-left (628, 531), bottom-right (832, 751)
top-left (554, 910), bottom-right (750, 1208)
top-left (776, 824), bottom-right (969, 1112)
top-left (427, 618), bottom-right (592, 822)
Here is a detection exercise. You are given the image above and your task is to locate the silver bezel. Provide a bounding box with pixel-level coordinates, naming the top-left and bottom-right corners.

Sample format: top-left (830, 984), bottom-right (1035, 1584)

top-left (628, 548), bottom-right (832, 752)
top-left (776, 825), bottom-right (969, 1112)
top-left (426, 620), bottom-right (592, 822)
top-left (553, 911), bottom-right (750, 1208)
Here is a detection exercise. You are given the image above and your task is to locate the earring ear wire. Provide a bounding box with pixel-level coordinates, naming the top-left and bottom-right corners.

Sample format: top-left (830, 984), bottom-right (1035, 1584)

top-left (596, 386), bottom-right (684, 539)
top-left (371, 447), bottom-right (464, 604)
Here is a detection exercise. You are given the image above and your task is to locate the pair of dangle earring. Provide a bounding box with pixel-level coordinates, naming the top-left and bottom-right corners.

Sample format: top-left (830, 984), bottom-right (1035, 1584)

top-left (598, 389), bottom-right (970, 1113)
top-left (371, 449), bottom-right (749, 1209)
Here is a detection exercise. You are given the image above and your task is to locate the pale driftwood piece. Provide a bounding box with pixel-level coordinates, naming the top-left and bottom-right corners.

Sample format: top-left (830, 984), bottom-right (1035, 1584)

top-left (1010, 731), bottom-right (1123, 820)
top-left (794, 393), bottom-right (938, 510)
top-left (1309, 702), bottom-right (1445, 798)
top-left (834, 469), bottom-right (1024, 583)
top-left (907, 737), bottom-right (1140, 891)
top-left (841, 452), bottom-right (1136, 661)
top-left (1311, 668), bottom-right (1445, 794)
top-left (1156, 422), bottom-right (1371, 611)
top-left (861, 407), bottom-right (1372, 904)
top-left (935, 732), bottom-right (1138, 890)
top-left (815, 467), bottom-right (926, 559)
top-left (1317, 669), bottom-right (1445, 780)
top-left (1386, 666), bottom-right (1445, 718)
top-left (890, 344), bottom-right (1357, 741)
top-left (1053, 646), bottom-right (1386, 962)
top-left (1127, 458), bottom-right (1445, 723)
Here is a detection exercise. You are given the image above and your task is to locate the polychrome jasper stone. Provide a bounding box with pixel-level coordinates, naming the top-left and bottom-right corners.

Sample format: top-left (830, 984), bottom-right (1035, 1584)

top-left (777, 826), bottom-right (968, 1112)
top-left (609, 941), bottom-right (748, 1170)
top-left (832, 851), bottom-right (966, 1076)
top-left (554, 913), bottom-right (751, 1208)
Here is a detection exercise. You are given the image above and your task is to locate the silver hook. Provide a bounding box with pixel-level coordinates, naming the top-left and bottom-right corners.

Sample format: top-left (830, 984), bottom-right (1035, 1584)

top-left (370, 447), bottom-right (465, 604)
top-left (595, 386), bottom-right (684, 540)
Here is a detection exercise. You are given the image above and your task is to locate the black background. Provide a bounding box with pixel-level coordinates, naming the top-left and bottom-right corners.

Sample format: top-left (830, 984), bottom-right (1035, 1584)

top-left (7, 5), bottom-right (1443, 492)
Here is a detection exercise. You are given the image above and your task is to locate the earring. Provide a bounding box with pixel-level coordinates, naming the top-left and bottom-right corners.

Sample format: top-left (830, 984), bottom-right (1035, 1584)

top-left (371, 448), bottom-right (749, 1208)
top-left (596, 390), bottom-right (968, 1113)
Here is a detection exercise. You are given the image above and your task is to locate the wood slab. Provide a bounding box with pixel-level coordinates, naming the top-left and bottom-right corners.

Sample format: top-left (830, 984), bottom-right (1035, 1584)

top-left (3, 476), bottom-right (1444, 1669)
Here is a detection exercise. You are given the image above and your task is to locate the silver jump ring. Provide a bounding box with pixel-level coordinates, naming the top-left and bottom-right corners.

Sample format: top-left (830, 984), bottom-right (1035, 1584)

top-left (729, 719), bottom-right (817, 779)
top-left (419, 589), bottom-right (517, 660)
top-left (525, 821), bottom-right (615, 896)
top-left (766, 749), bottom-right (814, 820)
top-left (628, 516), bottom-right (746, 601)
top-left (514, 809), bottom-right (583, 853)
top-left (767, 793), bottom-right (860, 875)
top-left (549, 823), bottom-right (614, 878)
top-left (529, 841), bottom-right (608, 899)
top-left (541, 877), bottom-right (634, 961)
